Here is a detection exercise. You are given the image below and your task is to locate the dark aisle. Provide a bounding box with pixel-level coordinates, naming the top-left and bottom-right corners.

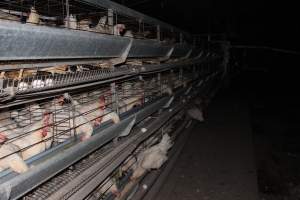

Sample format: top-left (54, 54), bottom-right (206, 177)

top-left (155, 91), bottom-right (259, 200)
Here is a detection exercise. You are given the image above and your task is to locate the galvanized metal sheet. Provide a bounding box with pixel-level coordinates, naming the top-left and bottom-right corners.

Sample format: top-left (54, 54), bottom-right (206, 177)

top-left (190, 48), bottom-right (202, 58)
top-left (171, 43), bottom-right (192, 58)
top-left (0, 21), bottom-right (192, 61)
top-left (128, 39), bottom-right (173, 58)
top-left (0, 21), bottom-right (129, 61)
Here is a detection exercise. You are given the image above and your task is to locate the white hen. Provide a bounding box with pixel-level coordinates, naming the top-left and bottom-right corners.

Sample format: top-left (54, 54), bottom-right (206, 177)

top-left (124, 30), bottom-right (134, 38)
top-left (67, 94), bottom-right (120, 126)
top-left (27, 7), bottom-right (39, 24)
top-left (65, 14), bottom-right (77, 29)
top-left (94, 16), bottom-right (107, 32)
top-left (187, 106), bottom-right (204, 122)
top-left (113, 24), bottom-right (125, 36)
top-left (161, 84), bottom-right (173, 96)
top-left (131, 134), bottom-right (173, 179)
top-left (12, 113), bottom-right (52, 160)
top-left (118, 97), bottom-right (142, 114)
top-left (50, 99), bottom-right (94, 142)
top-left (0, 114), bottom-right (52, 173)
top-left (0, 143), bottom-right (28, 173)
top-left (0, 111), bottom-right (19, 140)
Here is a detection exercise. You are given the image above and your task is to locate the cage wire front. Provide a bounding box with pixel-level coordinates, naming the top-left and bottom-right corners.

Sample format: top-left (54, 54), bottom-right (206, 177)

top-left (0, 69), bottom-right (196, 175)
top-left (0, 0), bottom-right (184, 41)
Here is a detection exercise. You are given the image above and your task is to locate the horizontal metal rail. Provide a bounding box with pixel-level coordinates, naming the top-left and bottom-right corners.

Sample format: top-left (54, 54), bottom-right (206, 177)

top-left (0, 55), bottom-right (221, 108)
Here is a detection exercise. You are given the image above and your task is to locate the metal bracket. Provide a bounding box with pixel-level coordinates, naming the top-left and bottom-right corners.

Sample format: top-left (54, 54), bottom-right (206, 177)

top-left (195, 51), bottom-right (204, 60)
top-left (163, 96), bottom-right (174, 108)
top-left (107, 39), bottom-right (133, 66)
top-left (159, 47), bottom-right (174, 62)
top-left (184, 86), bottom-right (193, 95)
top-left (180, 49), bottom-right (193, 60)
top-left (111, 82), bottom-right (119, 114)
top-left (118, 115), bottom-right (136, 137)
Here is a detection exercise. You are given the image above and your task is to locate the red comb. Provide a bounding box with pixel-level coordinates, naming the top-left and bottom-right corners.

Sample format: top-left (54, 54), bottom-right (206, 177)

top-left (0, 133), bottom-right (7, 143)
top-left (41, 114), bottom-right (50, 137)
top-left (99, 95), bottom-right (105, 102)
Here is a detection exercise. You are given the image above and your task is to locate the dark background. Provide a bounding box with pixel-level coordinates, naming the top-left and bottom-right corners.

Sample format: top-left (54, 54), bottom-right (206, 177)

top-left (114, 0), bottom-right (300, 198)
top-left (114, 0), bottom-right (300, 74)
top-left (114, 0), bottom-right (300, 47)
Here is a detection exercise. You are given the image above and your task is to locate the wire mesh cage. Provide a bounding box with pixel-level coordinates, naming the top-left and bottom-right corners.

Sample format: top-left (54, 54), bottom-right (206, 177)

top-left (84, 110), bottom-right (185, 200)
top-left (0, 65), bottom-right (129, 94)
top-left (0, 64), bottom-right (198, 178)
top-left (0, 0), bottom-right (186, 42)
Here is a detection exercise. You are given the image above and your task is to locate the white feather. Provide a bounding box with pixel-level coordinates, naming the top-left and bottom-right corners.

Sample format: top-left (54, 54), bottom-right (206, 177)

top-left (187, 107), bottom-right (204, 122)
top-left (124, 30), bottom-right (134, 38)
top-left (113, 24), bottom-right (125, 35)
top-left (51, 102), bottom-right (93, 142)
top-left (0, 143), bottom-right (28, 173)
top-left (65, 14), bottom-right (77, 29)
top-left (132, 134), bottom-right (172, 179)
top-left (0, 114), bottom-right (52, 173)
top-left (162, 84), bottom-right (173, 96)
top-left (27, 7), bottom-right (40, 24)
top-left (0, 112), bottom-right (19, 140)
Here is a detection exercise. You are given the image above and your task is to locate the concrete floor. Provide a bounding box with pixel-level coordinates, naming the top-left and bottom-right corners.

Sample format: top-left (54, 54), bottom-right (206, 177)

top-left (155, 93), bottom-right (259, 200)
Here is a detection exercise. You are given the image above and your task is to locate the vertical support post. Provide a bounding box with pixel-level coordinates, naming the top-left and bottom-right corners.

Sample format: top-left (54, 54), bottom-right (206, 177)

top-left (71, 103), bottom-right (77, 138)
top-left (18, 69), bottom-right (24, 80)
top-left (111, 82), bottom-right (119, 114)
top-left (222, 41), bottom-right (230, 78)
top-left (180, 33), bottom-right (183, 43)
top-left (138, 19), bottom-right (142, 33)
top-left (0, 77), bottom-right (4, 93)
top-left (157, 25), bottom-right (160, 41)
top-left (53, 101), bottom-right (57, 143)
top-left (207, 34), bottom-right (211, 76)
top-left (193, 64), bottom-right (196, 78)
top-left (179, 67), bottom-right (183, 83)
top-left (157, 73), bottom-right (161, 96)
top-left (108, 8), bottom-right (114, 34)
top-left (193, 37), bottom-right (196, 46)
top-left (66, 0), bottom-right (70, 28)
